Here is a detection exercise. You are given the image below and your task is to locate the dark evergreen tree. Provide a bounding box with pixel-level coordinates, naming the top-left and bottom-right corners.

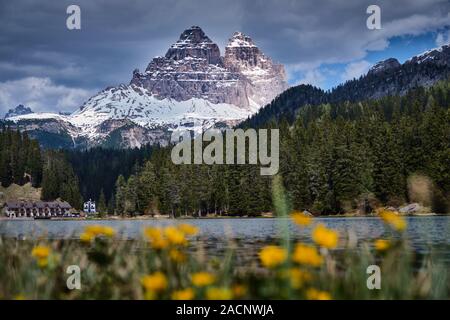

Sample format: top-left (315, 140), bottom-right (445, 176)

top-left (98, 189), bottom-right (107, 217)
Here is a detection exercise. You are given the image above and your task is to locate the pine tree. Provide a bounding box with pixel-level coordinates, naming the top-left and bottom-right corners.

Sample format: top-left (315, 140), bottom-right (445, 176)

top-left (124, 175), bottom-right (138, 216)
top-left (98, 189), bottom-right (107, 217)
top-left (107, 193), bottom-right (115, 215)
top-left (137, 161), bottom-right (157, 215)
top-left (115, 175), bottom-right (126, 216)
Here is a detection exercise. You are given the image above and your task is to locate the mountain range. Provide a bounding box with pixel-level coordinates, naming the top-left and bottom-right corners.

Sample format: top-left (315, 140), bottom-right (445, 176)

top-left (4, 26), bottom-right (287, 148)
top-left (3, 27), bottom-right (450, 149)
top-left (241, 44), bottom-right (450, 128)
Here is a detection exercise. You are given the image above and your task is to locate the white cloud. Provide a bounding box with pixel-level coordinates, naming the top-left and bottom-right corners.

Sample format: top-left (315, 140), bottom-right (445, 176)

top-left (0, 62), bottom-right (86, 79)
top-left (341, 60), bottom-right (372, 82)
top-left (1, 0), bottom-right (450, 109)
top-left (295, 68), bottom-right (326, 88)
top-left (436, 30), bottom-right (450, 47)
top-left (241, 1), bottom-right (450, 70)
top-left (0, 77), bottom-right (95, 115)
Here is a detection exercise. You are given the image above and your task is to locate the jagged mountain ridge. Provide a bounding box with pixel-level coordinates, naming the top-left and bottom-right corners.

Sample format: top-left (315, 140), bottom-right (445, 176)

top-left (4, 105), bottom-right (33, 119)
top-left (241, 44), bottom-right (450, 128)
top-left (224, 32), bottom-right (288, 108)
top-left (6, 34), bottom-right (450, 149)
top-left (7, 26), bottom-right (288, 148)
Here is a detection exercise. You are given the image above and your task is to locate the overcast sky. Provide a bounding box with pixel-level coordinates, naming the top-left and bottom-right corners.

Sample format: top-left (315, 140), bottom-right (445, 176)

top-left (0, 0), bottom-right (449, 115)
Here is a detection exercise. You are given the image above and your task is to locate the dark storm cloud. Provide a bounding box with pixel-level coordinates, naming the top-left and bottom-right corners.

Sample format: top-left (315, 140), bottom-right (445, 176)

top-left (0, 0), bottom-right (449, 113)
top-left (239, 0), bottom-right (450, 66)
top-left (0, 0), bottom-right (244, 89)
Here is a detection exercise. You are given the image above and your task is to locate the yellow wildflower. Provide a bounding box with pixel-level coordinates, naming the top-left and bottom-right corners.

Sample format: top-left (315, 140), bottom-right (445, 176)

top-left (83, 225), bottom-right (116, 238)
top-left (292, 243), bottom-right (323, 267)
top-left (232, 284), bottom-right (247, 298)
top-left (85, 225), bottom-right (105, 236)
top-left (379, 210), bottom-right (407, 232)
top-left (291, 211), bottom-right (312, 226)
top-left (13, 294), bottom-right (26, 300)
top-left (101, 226), bottom-right (116, 237)
top-left (259, 245), bottom-right (287, 268)
top-left (312, 224), bottom-right (339, 249)
top-left (306, 288), bottom-right (332, 300)
top-left (32, 246), bottom-right (51, 268)
top-left (80, 232), bottom-right (94, 243)
top-left (206, 287), bottom-right (233, 300)
top-left (169, 248), bottom-right (187, 263)
top-left (31, 245), bottom-right (51, 259)
top-left (191, 272), bottom-right (215, 287)
top-left (374, 239), bottom-right (390, 251)
top-left (144, 227), bottom-right (169, 249)
top-left (141, 272), bottom-right (168, 292)
top-left (178, 223), bottom-right (199, 236)
top-left (37, 258), bottom-right (48, 268)
top-left (171, 288), bottom-right (195, 300)
top-left (165, 226), bottom-right (187, 246)
top-left (285, 268), bottom-right (313, 289)
top-left (144, 226), bottom-right (164, 240)
top-left (151, 237), bottom-right (169, 250)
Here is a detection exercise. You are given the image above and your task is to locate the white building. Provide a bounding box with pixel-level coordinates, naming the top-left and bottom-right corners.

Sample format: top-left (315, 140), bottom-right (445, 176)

top-left (83, 199), bottom-right (96, 215)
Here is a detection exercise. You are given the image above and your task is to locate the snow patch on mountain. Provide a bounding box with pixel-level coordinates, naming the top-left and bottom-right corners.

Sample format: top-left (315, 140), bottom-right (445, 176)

top-left (8, 26), bottom-right (288, 148)
top-left (406, 44), bottom-right (450, 64)
top-left (69, 84), bottom-right (253, 139)
top-left (227, 32), bottom-right (257, 48)
top-left (9, 84), bottom-right (254, 141)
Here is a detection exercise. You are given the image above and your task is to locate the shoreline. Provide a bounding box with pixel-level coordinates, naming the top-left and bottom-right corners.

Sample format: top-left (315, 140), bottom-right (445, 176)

top-left (0, 212), bottom-right (443, 221)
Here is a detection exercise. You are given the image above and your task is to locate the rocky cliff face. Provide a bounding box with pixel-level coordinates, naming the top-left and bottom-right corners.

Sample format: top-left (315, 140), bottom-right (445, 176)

top-left (224, 32), bottom-right (288, 107)
top-left (368, 58), bottom-right (401, 76)
top-left (131, 54), bottom-right (248, 107)
top-left (408, 45), bottom-right (450, 66)
top-left (130, 26), bottom-right (287, 109)
top-left (8, 26), bottom-right (288, 149)
top-left (164, 26), bottom-right (222, 65)
top-left (11, 28), bottom-right (449, 150)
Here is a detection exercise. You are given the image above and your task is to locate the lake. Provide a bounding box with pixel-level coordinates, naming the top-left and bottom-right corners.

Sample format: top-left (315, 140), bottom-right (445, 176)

top-left (1, 216), bottom-right (449, 264)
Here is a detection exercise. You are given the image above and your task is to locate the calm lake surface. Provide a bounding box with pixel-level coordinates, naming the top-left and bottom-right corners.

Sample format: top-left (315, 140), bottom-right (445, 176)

top-left (1, 216), bottom-right (449, 264)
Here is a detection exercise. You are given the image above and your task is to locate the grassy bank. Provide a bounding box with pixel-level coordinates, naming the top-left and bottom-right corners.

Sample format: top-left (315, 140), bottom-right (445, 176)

top-left (0, 210), bottom-right (448, 300)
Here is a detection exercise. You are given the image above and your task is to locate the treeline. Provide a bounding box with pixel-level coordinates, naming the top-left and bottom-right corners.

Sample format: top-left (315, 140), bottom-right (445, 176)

top-left (4, 79), bottom-right (448, 216)
top-left (112, 153), bottom-right (273, 217)
top-left (40, 150), bottom-right (83, 209)
top-left (280, 83), bottom-right (450, 214)
top-left (0, 128), bottom-right (42, 187)
top-left (64, 145), bottom-right (153, 204)
top-left (0, 124), bottom-right (154, 211)
top-left (111, 80), bottom-right (450, 216)
top-left (240, 59), bottom-right (450, 129)
top-left (0, 127), bottom-right (83, 209)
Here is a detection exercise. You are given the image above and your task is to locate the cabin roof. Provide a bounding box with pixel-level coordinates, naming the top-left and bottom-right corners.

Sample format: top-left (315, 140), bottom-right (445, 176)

top-left (5, 200), bottom-right (72, 209)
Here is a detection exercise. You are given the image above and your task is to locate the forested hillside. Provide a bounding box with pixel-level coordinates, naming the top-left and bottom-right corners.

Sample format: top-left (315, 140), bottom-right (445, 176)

top-left (240, 55), bottom-right (450, 129)
top-left (0, 128), bottom-right (42, 187)
top-left (0, 127), bottom-right (82, 209)
top-left (64, 145), bottom-right (153, 206)
top-left (2, 81), bottom-right (449, 216)
top-left (110, 80), bottom-right (449, 216)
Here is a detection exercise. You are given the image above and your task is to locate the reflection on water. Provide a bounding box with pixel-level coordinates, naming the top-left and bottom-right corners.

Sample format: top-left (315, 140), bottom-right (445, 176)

top-left (1, 216), bottom-right (449, 264)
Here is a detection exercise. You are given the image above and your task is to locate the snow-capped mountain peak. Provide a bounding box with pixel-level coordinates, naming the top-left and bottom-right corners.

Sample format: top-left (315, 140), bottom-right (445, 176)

top-left (8, 26), bottom-right (288, 148)
top-left (407, 44), bottom-right (450, 65)
top-left (227, 32), bottom-right (257, 48)
top-left (165, 26), bottom-right (222, 65)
